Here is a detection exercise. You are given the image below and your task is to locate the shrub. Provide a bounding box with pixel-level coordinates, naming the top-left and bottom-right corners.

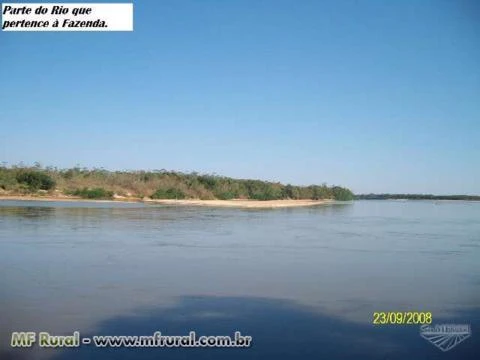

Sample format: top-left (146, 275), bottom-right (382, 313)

top-left (16, 171), bottom-right (56, 190)
top-left (151, 188), bottom-right (186, 199)
top-left (331, 186), bottom-right (354, 201)
top-left (244, 180), bottom-right (283, 200)
top-left (0, 168), bottom-right (17, 190)
top-left (71, 187), bottom-right (113, 199)
top-left (197, 175), bottom-right (218, 190)
top-left (215, 191), bottom-right (236, 200)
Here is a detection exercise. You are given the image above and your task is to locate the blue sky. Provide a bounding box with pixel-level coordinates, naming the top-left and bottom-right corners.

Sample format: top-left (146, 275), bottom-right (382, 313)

top-left (1, 0), bottom-right (479, 194)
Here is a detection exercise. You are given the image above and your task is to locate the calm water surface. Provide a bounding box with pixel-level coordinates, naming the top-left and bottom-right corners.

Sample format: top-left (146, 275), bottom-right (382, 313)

top-left (1, 200), bottom-right (479, 359)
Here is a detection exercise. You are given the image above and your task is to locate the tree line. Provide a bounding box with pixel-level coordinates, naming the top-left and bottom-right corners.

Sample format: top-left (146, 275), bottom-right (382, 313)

top-left (0, 165), bottom-right (355, 201)
top-left (356, 194), bottom-right (480, 201)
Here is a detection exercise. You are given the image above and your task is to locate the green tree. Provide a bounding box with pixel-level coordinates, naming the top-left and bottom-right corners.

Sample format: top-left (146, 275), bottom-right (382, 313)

top-left (331, 186), bottom-right (354, 201)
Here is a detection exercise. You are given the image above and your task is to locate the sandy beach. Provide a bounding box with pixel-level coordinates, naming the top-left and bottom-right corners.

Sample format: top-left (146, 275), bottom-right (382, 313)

top-left (143, 198), bottom-right (334, 208)
top-left (0, 195), bottom-right (334, 208)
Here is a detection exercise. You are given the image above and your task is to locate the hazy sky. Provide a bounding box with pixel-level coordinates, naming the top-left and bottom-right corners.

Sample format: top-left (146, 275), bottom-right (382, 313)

top-left (1, 0), bottom-right (479, 194)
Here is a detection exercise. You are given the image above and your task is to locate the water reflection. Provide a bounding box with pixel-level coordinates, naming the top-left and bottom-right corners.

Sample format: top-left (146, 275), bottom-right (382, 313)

top-left (31, 296), bottom-right (480, 359)
top-left (0, 206), bottom-right (55, 219)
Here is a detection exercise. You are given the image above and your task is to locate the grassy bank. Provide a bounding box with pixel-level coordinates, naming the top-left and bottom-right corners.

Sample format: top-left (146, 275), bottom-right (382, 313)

top-left (0, 165), bottom-right (354, 201)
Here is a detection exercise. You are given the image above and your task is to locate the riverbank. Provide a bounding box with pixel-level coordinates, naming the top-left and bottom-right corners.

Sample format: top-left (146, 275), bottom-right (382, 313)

top-left (0, 195), bottom-right (334, 208)
top-left (0, 167), bottom-right (355, 201)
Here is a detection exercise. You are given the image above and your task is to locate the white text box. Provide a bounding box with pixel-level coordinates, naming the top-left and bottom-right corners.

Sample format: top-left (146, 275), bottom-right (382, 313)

top-left (1, 3), bottom-right (133, 31)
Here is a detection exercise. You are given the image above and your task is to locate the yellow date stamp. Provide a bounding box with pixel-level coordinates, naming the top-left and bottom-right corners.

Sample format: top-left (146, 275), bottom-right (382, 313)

top-left (372, 311), bottom-right (432, 325)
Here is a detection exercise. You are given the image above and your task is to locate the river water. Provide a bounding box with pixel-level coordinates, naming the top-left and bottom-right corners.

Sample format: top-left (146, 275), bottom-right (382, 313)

top-left (0, 200), bottom-right (478, 359)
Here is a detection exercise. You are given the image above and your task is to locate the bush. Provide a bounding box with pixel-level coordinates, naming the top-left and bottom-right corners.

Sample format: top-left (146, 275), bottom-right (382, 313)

top-left (151, 188), bottom-right (186, 199)
top-left (16, 171), bottom-right (56, 191)
top-left (197, 175), bottom-right (218, 190)
top-left (244, 180), bottom-right (283, 200)
top-left (0, 168), bottom-right (17, 190)
top-left (215, 191), bottom-right (236, 200)
top-left (331, 186), bottom-right (354, 201)
top-left (71, 187), bottom-right (113, 199)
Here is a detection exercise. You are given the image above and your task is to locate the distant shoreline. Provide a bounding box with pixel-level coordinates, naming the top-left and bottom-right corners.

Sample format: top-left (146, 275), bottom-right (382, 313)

top-left (355, 194), bottom-right (480, 201)
top-left (0, 195), bottom-right (335, 208)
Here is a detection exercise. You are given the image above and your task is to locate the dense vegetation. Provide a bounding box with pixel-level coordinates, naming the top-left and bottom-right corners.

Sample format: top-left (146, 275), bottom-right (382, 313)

top-left (0, 165), bottom-right (354, 201)
top-left (15, 170), bottom-right (56, 191)
top-left (356, 194), bottom-right (480, 201)
top-left (67, 187), bottom-right (114, 200)
top-left (151, 188), bottom-right (186, 200)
